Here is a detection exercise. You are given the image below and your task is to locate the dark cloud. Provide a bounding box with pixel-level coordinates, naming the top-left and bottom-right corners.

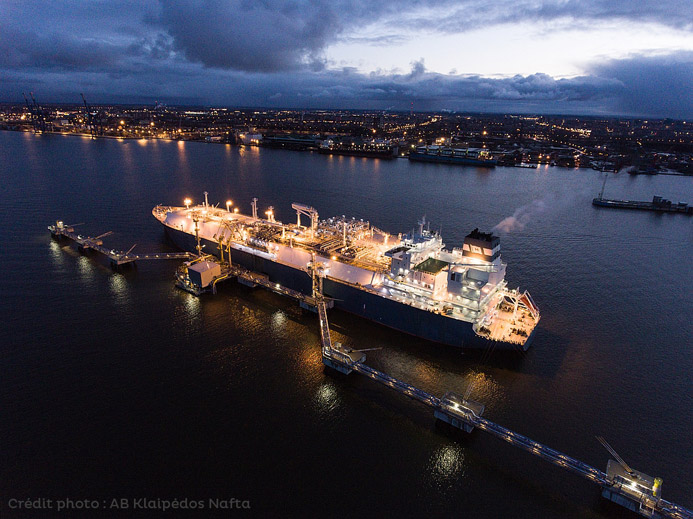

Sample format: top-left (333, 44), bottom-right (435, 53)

top-left (4, 53), bottom-right (692, 118)
top-left (0, 23), bottom-right (127, 71)
top-left (155, 0), bottom-right (342, 72)
top-left (588, 51), bottom-right (693, 119)
top-left (0, 1), bottom-right (691, 117)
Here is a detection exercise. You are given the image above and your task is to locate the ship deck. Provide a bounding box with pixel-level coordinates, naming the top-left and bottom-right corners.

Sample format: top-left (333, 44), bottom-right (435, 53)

top-left (154, 202), bottom-right (540, 348)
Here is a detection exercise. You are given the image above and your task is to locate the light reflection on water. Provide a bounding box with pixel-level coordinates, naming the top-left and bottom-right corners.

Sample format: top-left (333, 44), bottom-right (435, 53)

top-left (48, 240), bottom-right (66, 267)
top-left (314, 381), bottom-right (340, 414)
top-left (463, 370), bottom-right (505, 407)
top-left (76, 255), bottom-right (95, 281)
top-left (428, 444), bottom-right (466, 481)
top-left (182, 291), bottom-right (202, 320)
top-left (108, 273), bottom-right (129, 306)
top-left (270, 310), bottom-right (286, 330)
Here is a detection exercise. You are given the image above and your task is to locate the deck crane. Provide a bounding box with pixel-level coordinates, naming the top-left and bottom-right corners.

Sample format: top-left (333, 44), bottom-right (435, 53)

top-left (31, 93), bottom-right (51, 132)
top-left (22, 93), bottom-right (39, 132)
top-left (29, 93), bottom-right (42, 132)
top-left (292, 203), bottom-right (319, 240)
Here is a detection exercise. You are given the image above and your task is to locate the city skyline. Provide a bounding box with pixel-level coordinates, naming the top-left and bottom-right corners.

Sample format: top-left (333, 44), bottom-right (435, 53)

top-left (2, 0), bottom-right (692, 118)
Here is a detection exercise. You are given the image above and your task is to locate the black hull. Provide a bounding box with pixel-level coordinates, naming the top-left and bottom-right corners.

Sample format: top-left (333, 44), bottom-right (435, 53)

top-left (318, 148), bottom-right (396, 159)
top-left (164, 225), bottom-right (528, 350)
top-left (592, 198), bottom-right (692, 214)
top-left (408, 153), bottom-right (497, 167)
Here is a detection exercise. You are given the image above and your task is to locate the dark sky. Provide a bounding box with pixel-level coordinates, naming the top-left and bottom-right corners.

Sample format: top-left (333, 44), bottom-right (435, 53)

top-left (2, 0), bottom-right (692, 118)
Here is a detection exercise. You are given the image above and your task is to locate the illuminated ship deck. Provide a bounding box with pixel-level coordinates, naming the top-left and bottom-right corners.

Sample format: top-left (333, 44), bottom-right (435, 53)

top-left (154, 196), bottom-right (540, 349)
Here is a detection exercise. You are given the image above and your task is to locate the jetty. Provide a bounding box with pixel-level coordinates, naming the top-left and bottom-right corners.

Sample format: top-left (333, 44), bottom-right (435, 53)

top-left (316, 295), bottom-right (691, 519)
top-left (48, 221), bottom-right (193, 266)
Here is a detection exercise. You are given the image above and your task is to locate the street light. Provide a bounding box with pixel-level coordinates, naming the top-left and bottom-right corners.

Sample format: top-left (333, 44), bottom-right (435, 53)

top-left (184, 198), bottom-right (192, 209)
top-left (226, 200), bottom-right (233, 212)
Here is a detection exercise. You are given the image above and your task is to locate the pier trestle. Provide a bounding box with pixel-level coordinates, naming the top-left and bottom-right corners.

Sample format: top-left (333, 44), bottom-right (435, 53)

top-left (315, 294), bottom-right (691, 519)
top-left (49, 221), bottom-right (193, 266)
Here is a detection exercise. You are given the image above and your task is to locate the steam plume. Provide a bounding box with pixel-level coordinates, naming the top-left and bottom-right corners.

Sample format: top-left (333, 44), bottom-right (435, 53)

top-left (493, 200), bottom-right (546, 233)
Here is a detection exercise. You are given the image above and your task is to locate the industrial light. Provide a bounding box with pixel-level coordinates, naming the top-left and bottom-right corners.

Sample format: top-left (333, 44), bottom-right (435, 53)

top-left (226, 200), bottom-right (233, 212)
top-left (184, 198), bottom-right (192, 208)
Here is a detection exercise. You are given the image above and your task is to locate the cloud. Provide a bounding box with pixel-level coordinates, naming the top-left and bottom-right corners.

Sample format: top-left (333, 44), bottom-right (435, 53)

top-left (155, 0), bottom-right (344, 72)
top-left (1, 53), bottom-right (685, 118)
top-left (0, 1), bottom-right (691, 117)
top-left (4, 48), bottom-right (692, 119)
top-left (397, 0), bottom-right (693, 34)
top-left (587, 51), bottom-right (693, 119)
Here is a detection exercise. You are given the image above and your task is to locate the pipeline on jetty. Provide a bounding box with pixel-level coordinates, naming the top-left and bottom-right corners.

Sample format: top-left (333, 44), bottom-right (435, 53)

top-left (316, 293), bottom-right (691, 519)
top-left (49, 220), bottom-right (193, 266)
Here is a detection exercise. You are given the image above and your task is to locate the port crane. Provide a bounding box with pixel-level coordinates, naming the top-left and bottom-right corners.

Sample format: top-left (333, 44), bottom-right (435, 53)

top-left (22, 92), bottom-right (50, 133)
top-left (597, 173), bottom-right (609, 200)
top-left (80, 93), bottom-right (103, 138)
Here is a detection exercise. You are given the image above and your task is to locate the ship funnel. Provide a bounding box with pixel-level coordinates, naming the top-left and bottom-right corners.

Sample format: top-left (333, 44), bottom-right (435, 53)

top-left (462, 228), bottom-right (500, 262)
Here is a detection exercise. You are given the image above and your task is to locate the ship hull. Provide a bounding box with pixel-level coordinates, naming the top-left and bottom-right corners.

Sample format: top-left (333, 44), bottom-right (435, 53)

top-left (409, 152), bottom-right (497, 167)
top-left (592, 198), bottom-right (692, 214)
top-left (163, 224), bottom-right (528, 351)
top-left (318, 148), bottom-right (396, 159)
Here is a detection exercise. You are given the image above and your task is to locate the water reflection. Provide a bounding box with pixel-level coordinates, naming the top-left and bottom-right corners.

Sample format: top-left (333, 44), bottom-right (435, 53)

top-left (300, 345), bottom-right (322, 370)
top-left (463, 370), bottom-right (505, 407)
top-left (109, 273), bottom-right (130, 306)
top-left (182, 291), bottom-right (202, 320)
top-left (428, 444), bottom-right (466, 480)
top-left (314, 381), bottom-right (340, 414)
top-left (76, 255), bottom-right (95, 281)
top-left (48, 240), bottom-right (66, 267)
top-left (271, 310), bottom-right (286, 330)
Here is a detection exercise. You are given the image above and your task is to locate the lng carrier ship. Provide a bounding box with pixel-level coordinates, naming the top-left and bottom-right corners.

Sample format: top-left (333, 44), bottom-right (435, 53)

top-left (153, 196), bottom-right (539, 350)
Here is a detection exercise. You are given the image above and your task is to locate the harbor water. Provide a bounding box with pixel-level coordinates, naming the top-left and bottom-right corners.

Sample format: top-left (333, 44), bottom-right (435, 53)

top-left (1, 131), bottom-right (691, 517)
